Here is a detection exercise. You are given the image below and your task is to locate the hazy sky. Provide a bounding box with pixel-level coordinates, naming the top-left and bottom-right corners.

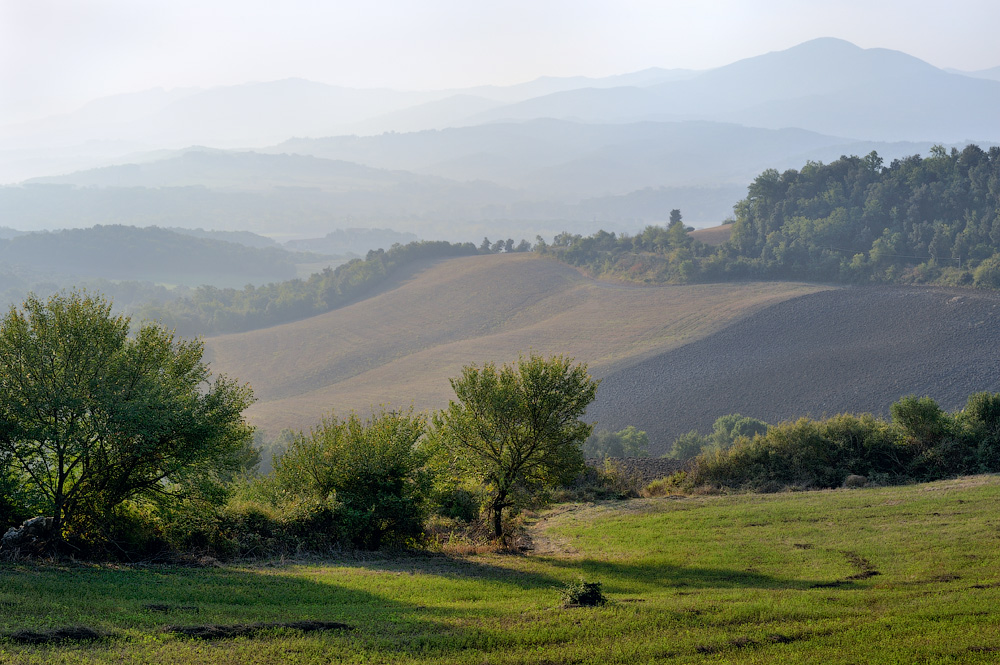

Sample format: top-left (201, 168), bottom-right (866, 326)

top-left (2, 0), bottom-right (999, 123)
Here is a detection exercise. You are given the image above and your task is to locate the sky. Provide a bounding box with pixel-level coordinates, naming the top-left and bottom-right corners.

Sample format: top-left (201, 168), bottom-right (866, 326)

top-left (2, 0), bottom-right (999, 124)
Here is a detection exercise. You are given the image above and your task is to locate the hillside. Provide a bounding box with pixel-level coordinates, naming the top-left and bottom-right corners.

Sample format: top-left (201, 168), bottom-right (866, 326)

top-left (0, 224), bottom-right (309, 289)
top-left (590, 286), bottom-right (1000, 454)
top-left (204, 253), bottom-right (826, 435)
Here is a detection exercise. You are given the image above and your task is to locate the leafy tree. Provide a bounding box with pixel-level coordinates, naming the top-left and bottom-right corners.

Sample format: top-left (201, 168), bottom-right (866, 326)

top-left (0, 291), bottom-right (255, 545)
top-left (432, 354), bottom-right (599, 543)
top-left (667, 430), bottom-right (709, 461)
top-left (584, 426), bottom-right (649, 458)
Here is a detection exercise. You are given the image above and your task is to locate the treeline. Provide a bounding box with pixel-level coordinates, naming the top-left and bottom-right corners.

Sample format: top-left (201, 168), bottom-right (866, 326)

top-left (665, 393), bottom-right (1000, 493)
top-left (140, 240), bottom-right (480, 336)
top-left (544, 145), bottom-right (1000, 288)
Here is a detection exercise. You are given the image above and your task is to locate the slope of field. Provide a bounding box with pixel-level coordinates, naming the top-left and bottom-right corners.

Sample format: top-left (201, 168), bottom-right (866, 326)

top-left (590, 286), bottom-right (1000, 454)
top-left (204, 254), bottom-right (826, 435)
top-left (688, 223), bottom-right (732, 246)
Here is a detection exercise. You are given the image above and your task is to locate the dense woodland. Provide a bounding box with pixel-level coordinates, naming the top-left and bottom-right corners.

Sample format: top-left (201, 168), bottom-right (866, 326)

top-left (547, 145), bottom-right (1000, 288)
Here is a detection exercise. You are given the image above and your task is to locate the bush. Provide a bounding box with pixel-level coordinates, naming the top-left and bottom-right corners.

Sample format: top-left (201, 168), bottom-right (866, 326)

top-left (260, 408), bottom-right (429, 550)
top-left (689, 413), bottom-right (906, 492)
top-left (560, 579), bottom-right (607, 607)
top-left (583, 426), bottom-right (650, 458)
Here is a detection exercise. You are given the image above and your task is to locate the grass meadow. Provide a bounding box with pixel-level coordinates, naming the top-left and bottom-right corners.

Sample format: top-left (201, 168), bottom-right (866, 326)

top-left (3, 475), bottom-right (999, 663)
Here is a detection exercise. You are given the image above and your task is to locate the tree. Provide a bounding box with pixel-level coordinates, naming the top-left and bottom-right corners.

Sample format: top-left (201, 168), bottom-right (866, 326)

top-left (583, 426), bottom-right (649, 458)
top-left (0, 291), bottom-right (255, 545)
top-left (432, 354), bottom-right (599, 543)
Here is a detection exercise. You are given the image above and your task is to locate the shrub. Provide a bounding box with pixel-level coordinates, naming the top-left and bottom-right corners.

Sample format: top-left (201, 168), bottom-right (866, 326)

top-left (560, 579), bottom-right (607, 607)
top-left (689, 414), bottom-right (906, 492)
top-left (259, 408), bottom-right (429, 551)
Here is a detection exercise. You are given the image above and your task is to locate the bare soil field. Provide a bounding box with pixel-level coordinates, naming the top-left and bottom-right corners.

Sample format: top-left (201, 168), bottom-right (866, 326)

top-left (688, 224), bottom-right (732, 245)
top-left (589, 286), bottom-right (1000, 455)
top-left (205, 254), bottom-right (825, 435)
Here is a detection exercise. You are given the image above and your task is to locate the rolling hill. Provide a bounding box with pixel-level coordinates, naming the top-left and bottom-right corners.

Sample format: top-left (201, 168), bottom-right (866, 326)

top-left (203, 253), bottom-right (826, 436)
top-left (204, 254), bottom-right (1000, 455)
top-left (590, 286), bottom-right (1000, 454)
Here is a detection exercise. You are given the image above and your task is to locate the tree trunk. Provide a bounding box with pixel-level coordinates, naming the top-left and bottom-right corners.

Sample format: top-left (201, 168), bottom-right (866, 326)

top-left (492, 506), bottom-right (504, 546)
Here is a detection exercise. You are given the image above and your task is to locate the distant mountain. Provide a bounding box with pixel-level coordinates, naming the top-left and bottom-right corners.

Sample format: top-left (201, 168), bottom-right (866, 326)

top-left (24, 150), bottom-right (458, 191)
top-left (270, 119), bottom-right (970, 196)
top-left (5, 38), bottom-right (999, 238)
top-left (284, 228), bottom-right (419, 256)
top-left (14, 124), bottom-right (986, 236)
top-left (947, 65), bottom-right (1000, 82)
top-left (0, 69), bottom-right (698, 183)
top-left (167, 227), bottom-right (280, 249)
top-left (467, 39), bottom-right (1000, 142)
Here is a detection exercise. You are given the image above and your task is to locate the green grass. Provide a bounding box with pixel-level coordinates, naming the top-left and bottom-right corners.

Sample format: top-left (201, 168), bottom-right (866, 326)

top-left (3, 476), bottom-right (1000, 663)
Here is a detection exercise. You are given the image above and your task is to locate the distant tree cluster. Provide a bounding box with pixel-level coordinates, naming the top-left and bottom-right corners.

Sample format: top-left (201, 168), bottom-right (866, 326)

top-left (583, 426), bottom-right (650, 458)
top-left (478, 237), bottom-right (533, 254)
top-left (543, 146), bottom-right (1000, 288)
top-left (141, 239), bottom-right (479, 336)
top-left (665, 414), bottom-right (769, 461)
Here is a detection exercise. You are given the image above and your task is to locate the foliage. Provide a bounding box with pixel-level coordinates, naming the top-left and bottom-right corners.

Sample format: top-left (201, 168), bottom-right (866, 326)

top-left (685, 392), bottom-right (1000, 493)
top-left (665, 414), bottom-right (770, 461)
top-left (431, 353), bottom-right (599, 542)
top-left (542, 145), bottom-right (1000, 289)
top-left (583, 426), bottom-right (649, 458)
top-left (0, 290), bottom-right (255, 548)
top-left (260, 408), bottom-right (429, 550)
top-left (559, 579), bottom-right (607, 607)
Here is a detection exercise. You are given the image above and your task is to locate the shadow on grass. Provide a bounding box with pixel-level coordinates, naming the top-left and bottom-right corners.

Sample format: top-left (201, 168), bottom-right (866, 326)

top-left (0, 561), bottom-right (468, 654)
top-left (542, 557), bottom-right (860, 593)
top-left (329, 551), bottom-right (566, 591)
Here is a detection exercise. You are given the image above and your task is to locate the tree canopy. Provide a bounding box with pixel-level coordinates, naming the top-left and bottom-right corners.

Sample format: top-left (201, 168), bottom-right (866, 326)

top-left (0, 290), bottom-right (255, 546)
top-left (431, 354), bottom-right (599, 543)
top-left (542, 145), bottom-right (1000, 288)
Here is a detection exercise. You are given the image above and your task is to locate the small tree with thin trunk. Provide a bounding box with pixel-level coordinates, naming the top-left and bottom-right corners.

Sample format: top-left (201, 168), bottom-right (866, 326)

top-left (432, 353), bottom-right (598, 544)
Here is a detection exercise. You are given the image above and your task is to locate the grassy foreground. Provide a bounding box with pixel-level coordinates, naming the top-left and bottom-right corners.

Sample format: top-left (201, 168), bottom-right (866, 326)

top-left (2, 476), bottom-right (1000, 663)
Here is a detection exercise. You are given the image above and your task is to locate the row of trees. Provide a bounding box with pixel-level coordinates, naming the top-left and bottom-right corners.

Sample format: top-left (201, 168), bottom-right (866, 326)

top-left (0, 291), bottom-right (600, 555)
top-left (544, 146), bottom-right (1000, 288)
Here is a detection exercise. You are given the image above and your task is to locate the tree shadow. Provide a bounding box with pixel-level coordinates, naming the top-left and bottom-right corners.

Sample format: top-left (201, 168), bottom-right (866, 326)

top-left (540, 556), bottom-right (858, 593)
top-left (0, 561), bottom-right (466, 655)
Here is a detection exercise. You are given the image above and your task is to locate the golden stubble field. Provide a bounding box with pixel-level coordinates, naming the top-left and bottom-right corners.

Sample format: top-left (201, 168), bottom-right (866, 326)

top-left (204, 253), bottom-right (830, 435)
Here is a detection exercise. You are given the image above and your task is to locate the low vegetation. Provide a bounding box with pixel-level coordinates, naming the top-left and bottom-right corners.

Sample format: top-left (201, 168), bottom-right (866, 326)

top-left (667, 392), bottom-right (1000, 493)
